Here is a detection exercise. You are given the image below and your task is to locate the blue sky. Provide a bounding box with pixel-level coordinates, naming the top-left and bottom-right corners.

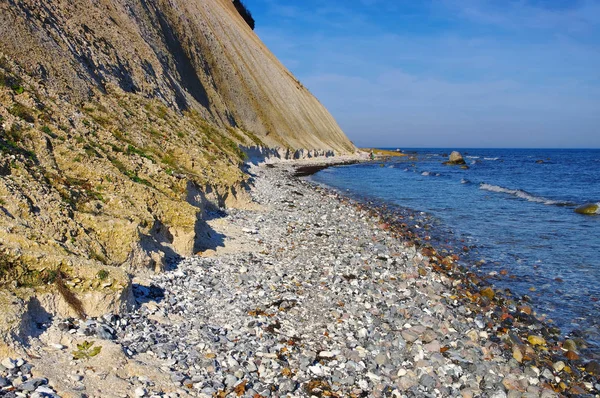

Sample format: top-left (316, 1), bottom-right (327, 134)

top-left (248, 0), bottom-right (600, 148)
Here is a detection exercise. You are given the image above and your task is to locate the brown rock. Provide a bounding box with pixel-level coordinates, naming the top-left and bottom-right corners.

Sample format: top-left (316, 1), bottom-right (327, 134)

top-left (565, 350), bottom-right (579, 360)
top-left (480, 287), bottom-right (495, 300)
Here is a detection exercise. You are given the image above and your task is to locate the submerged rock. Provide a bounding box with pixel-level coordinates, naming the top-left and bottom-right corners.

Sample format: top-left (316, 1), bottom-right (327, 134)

top-left (585, 361), bottom-right (600, 375)
top-left (575, 203), bottom-right (599, 215)
top-left (443, 151), bottom-right (466, 165)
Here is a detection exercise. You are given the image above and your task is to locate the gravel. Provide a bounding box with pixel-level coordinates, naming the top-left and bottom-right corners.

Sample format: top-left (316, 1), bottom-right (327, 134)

top-left (7, 162), bottom-right (599, 397)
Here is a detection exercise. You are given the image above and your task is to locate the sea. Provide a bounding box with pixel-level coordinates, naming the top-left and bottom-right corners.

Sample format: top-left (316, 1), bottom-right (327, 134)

top-left (311, 148), bottom-right (600, 355)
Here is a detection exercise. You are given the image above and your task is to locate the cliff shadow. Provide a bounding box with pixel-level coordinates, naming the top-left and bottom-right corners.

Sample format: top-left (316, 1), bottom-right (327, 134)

top-left (146, 1), bottom-right (211, 111)
top-left (132, 283), bottom-right (165, 305)
top-left (20, 297), bottom-right (53, 344)
top-left (193, 210), bottom-right (227, 254)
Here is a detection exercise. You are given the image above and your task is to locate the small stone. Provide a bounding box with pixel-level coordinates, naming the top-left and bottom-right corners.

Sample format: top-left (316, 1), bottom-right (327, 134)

top-left (512, 346), bottom-right (523, 363)
top-left (1, 358), bottom-right (16, 369)
top-left (358, 379), bottom-right (369, 390)
top-left (563, 339), bottom-right (577, 351)
top-left (96, 324), bottom-right (116, 340)
top-left (553, 361), bottom-right (565, 372)
top-left (461, 388), bottom-right (474, 398)
top-left (375, 353), bottom-right (388, 366)
top-left (503, 375), bottom-right (526, 392)
top-left (401, 329), bottom-right (419, 343)
top-left (480, 287), bottom-right (495, 300)
top-left (224, 374), bottom-right (238, 388)
top-left (585, 361), bottom-right (600, 375)
top-left (18, 378), bottom-right (47, 392)
top-left (527, 335), bottom-right (546, 346)
top-left (419, 374), bottom-right (436, 389)
top-left (424, 340), bottom-right (441, 353)
top-left (170, 373), bottom-right (186, 384)
top-left (565, 350), bottom-right (579, 360)
top-left (318, 351), bottom-right (335, 359)
top-left (0, 377), bottom-right (9, 387)
top-left (541, 369), bottom-right (553, 380)
top-left (279, 379), bottom-right (296, 393)
top-left (35, 386), bottom-right (55, 395)
top-left (135, 387), bottom-right (147, 397)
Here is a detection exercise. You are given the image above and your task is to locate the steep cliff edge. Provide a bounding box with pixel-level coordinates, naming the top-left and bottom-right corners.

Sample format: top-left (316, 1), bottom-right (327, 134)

top-left (0, 0), bottom-right (355, 352)
top-left (0, 0), bottom-right (354, 152)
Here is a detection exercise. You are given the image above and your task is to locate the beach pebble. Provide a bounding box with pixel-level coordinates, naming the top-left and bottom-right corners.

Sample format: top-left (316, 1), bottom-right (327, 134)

top-left (19, 163), bottom-right (598, 397)
top-left (1, 358), bottom-right (16, 369)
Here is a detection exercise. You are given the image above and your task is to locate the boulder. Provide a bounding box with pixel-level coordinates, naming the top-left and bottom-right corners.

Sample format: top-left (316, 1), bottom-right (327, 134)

top-left (443, 151), bottom-right (466, 165)
top-left (575, 203), bottom-right (599, 215)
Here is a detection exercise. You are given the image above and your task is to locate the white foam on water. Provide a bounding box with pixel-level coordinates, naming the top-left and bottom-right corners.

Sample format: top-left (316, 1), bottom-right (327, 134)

top-left (484, 157), bottom-right (499, 161)
top-left (479, 183), bottom-right (572, 206)
top-left (466, 156), bottom-right (480, 159)
top-left (421, 171), bottom-right (430, 176)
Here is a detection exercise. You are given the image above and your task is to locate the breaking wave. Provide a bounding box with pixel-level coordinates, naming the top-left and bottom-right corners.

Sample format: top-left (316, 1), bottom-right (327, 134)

top-left (484, 157), bottom-right (499, 161)
top-left (479, 183), bottom-right (575, 206)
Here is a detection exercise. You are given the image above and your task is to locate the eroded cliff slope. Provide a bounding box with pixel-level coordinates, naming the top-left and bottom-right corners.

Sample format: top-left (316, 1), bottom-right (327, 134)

top-left (0, 0), bottom-right (355, 352)
top-left (0, 0), bottom-right (353, 152)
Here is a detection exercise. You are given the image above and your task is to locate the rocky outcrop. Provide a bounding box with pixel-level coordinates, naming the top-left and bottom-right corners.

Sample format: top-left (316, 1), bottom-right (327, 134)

top-left (443, 151), bottom-right (467, 165)
top-left (241, 145), bottom-right (336, 165)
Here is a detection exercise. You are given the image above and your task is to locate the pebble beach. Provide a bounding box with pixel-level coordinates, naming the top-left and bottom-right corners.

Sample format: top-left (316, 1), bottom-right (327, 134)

top-left (2, 161), bottom-right (599, 398)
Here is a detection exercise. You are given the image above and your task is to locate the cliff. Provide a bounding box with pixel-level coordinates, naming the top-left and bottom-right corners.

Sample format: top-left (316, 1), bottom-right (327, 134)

top-left (0, 0), bottom-right (355, 352)
top-left (0, 0), bottom-right (353, 152)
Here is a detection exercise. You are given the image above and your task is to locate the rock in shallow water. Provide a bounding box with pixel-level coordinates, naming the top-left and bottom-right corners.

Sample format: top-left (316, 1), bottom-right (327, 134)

top-left (443, 151), bottom-right (466, 165)
top-left (575, 203), bottom-right (599, 215)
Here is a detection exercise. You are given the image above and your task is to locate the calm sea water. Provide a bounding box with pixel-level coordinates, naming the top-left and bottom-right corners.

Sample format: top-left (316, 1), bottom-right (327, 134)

top-left (311, 149), bottom-right (600, 353)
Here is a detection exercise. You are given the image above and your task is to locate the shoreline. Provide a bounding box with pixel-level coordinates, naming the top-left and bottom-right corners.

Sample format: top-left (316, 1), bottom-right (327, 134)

top-left (2, 161), bottom-right (599, 397)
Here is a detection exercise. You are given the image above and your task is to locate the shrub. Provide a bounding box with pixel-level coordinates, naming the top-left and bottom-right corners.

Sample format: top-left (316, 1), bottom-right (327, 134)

top-left (96, 269), bottom-right (109, 280)
top-left (41, 125), bottom-right (58, 139)
top-left (233, 0), bottom-right (255, 30)
top-left (8, 103), bottom-right (35, 123)
top-left (12, 85), bottom-right (24, 95)
top-left (126, 144), bottom-right (155, 162)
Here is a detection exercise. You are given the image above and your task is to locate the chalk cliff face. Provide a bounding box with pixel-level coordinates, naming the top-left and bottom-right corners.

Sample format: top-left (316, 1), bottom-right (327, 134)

top-left (0, 0), bottom-right (354, 152)
top-left (0, 0), bottom-right (354, 349)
